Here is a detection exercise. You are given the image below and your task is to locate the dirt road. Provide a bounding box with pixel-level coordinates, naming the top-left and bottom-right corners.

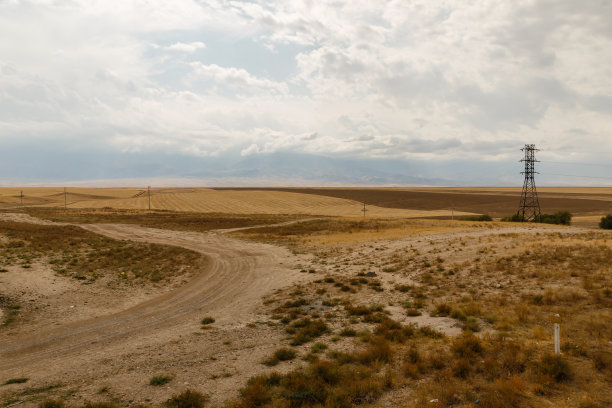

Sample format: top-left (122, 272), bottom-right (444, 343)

top-left (0, 221), bottom-right (307, 400)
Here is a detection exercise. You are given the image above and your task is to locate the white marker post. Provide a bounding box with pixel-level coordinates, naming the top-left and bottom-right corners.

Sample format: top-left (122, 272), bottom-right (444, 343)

top-left (553, 314), bottom-right (561, 355)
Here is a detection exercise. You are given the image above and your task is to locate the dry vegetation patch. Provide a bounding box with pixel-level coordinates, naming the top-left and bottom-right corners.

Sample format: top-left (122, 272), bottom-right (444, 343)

top-left (231, 221), bottom-right (612, 407)
top-left (0, 221), bottom-right (204, 284)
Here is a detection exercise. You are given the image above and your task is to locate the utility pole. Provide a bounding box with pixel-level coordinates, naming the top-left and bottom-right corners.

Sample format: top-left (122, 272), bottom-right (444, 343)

top-left (19, 191), bottom-right (23, 206)
top-left (64, 187), bottom-right (67, 209)
top-left (361, 202), bottom-right (367, 217)
top-left (148, 186), bottom-right (151, 211)
top-left (517, 144), bottom-right (542, 222)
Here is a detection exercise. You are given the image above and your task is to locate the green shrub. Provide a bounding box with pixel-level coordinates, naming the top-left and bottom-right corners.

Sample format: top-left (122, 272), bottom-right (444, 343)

top-left (164, 389), bottom-right (207, 408)
top-left (501, 213), bottom-right (525, 222)
top-left (502, 211), bottom-right (572, 225)
top-left (200, 317), bottom-right (215, 325)
top-left (538, 211), bottom-right (572, 225)
top-left (600, 214), bottom-right (612, 229)
top-left (150, 374), bottom-right (173, 386)
top-left (462, 214), bottom-right (493, 221)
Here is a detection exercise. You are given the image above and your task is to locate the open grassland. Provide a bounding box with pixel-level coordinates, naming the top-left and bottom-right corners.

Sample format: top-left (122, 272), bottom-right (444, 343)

top-left (227, 220), bottom-right (611, 408)
top-left (0, 188), bottom-right (611, 408)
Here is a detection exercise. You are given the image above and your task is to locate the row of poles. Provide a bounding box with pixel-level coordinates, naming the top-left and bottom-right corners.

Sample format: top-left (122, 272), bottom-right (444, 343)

top-left (15, 186), bottom-right (153, 210)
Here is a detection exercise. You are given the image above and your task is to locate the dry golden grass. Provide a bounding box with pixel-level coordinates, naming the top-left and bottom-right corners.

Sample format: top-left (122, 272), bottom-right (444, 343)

top-left (0, 187), bottom-right (476, 218)
top-left (236, 222), bottom-right (612, 408)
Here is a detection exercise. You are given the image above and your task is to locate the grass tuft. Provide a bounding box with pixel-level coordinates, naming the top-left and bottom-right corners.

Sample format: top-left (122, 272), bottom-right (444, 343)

top-left (149, 374), bottom-right (173, 386)
top-left (164, 389), bottom-right (208, 408)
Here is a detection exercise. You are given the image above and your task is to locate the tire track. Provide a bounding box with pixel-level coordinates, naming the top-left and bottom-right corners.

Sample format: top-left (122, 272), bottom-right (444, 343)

top-left (0, 222), bottom-right (303, 372)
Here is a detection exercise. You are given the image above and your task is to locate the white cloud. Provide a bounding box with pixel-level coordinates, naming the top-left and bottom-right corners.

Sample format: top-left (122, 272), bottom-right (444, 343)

top-left (0, 0), bottom-right (611, 184)
top-left (189, 62), bottom-right (288, 94)
top-left (165, 41), bottom-right (206, 53)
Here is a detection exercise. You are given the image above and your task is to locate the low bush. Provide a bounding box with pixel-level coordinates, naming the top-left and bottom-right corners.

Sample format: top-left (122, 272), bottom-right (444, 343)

top-left (452, 333), bottom-right (484, 358)
top-left (478, 377), bottom-right (526, 408)
top-left (165, 389), bottom-right (207, 408)
top-left (200, 317), bottom-right (215, 325)
top-left (537, 354), bottom-right (572, 382)
top-left (288, 319), bottom-right (329, 345)
top-left (149, 374), bottom-right (173, 386)
top-left (357, 337), bottom-right (393, 364)
top-left (275, 348), bottom-right (297, 361)
top-left (501, 211), bottom-right (572, 225)
top-left (311, 342), bottom-right (328, 354)
top-left (462, 317), bottom-right (480, 332)
top-left (452, 358), bottom-right (471, 378)
top-left (340, 327), bottom-right (357, 337)
top-left (538, 211), bottom-right (572, 225)
top-left (433, 303), bottom-right (451, 316)
top-left (461, 214), bottom-right (493, 221)
top-left (501, 214), bottom-right (525, 222)
top-left (234, 349), bottom-right (392, 408)
top-left (600, 214), bottom-right (612, 229)
top-left (262, 347), bottom-right (298, 366)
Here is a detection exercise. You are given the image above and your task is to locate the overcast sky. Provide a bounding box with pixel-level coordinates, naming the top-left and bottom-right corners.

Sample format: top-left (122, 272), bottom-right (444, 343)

top-left (1, 0), bottom-right (611, 186)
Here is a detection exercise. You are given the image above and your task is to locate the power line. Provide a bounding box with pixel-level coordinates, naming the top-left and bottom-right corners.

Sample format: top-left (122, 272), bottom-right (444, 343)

top-left (542, 172), bottom-right (612, 181)
top-left (541, 160), bottom-right (612, 168)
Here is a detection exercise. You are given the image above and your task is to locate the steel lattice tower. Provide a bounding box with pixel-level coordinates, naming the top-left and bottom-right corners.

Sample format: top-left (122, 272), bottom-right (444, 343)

top-left (517, 144), bottom-right (542, 222)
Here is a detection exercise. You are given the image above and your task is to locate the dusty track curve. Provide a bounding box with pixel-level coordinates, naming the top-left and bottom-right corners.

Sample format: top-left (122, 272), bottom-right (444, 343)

top-left (0, 222), bottom-right (302, 373)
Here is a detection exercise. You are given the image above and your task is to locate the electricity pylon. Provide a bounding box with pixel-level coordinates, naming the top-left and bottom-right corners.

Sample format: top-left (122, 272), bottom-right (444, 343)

top-left (517, 144), bottom-right (542, 222)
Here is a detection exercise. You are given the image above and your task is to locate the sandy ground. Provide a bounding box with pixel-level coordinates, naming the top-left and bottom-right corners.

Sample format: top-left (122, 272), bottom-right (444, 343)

top-left (0, 217), bottom-right (314, 406)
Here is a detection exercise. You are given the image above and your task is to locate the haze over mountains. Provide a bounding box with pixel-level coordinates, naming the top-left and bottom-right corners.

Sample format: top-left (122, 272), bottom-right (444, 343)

top-left (0, 148), bottom-right (521, 187)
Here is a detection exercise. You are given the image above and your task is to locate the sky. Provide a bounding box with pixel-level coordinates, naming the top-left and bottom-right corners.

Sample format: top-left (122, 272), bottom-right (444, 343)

top-left (0, 0), bottom-right (611, 186)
